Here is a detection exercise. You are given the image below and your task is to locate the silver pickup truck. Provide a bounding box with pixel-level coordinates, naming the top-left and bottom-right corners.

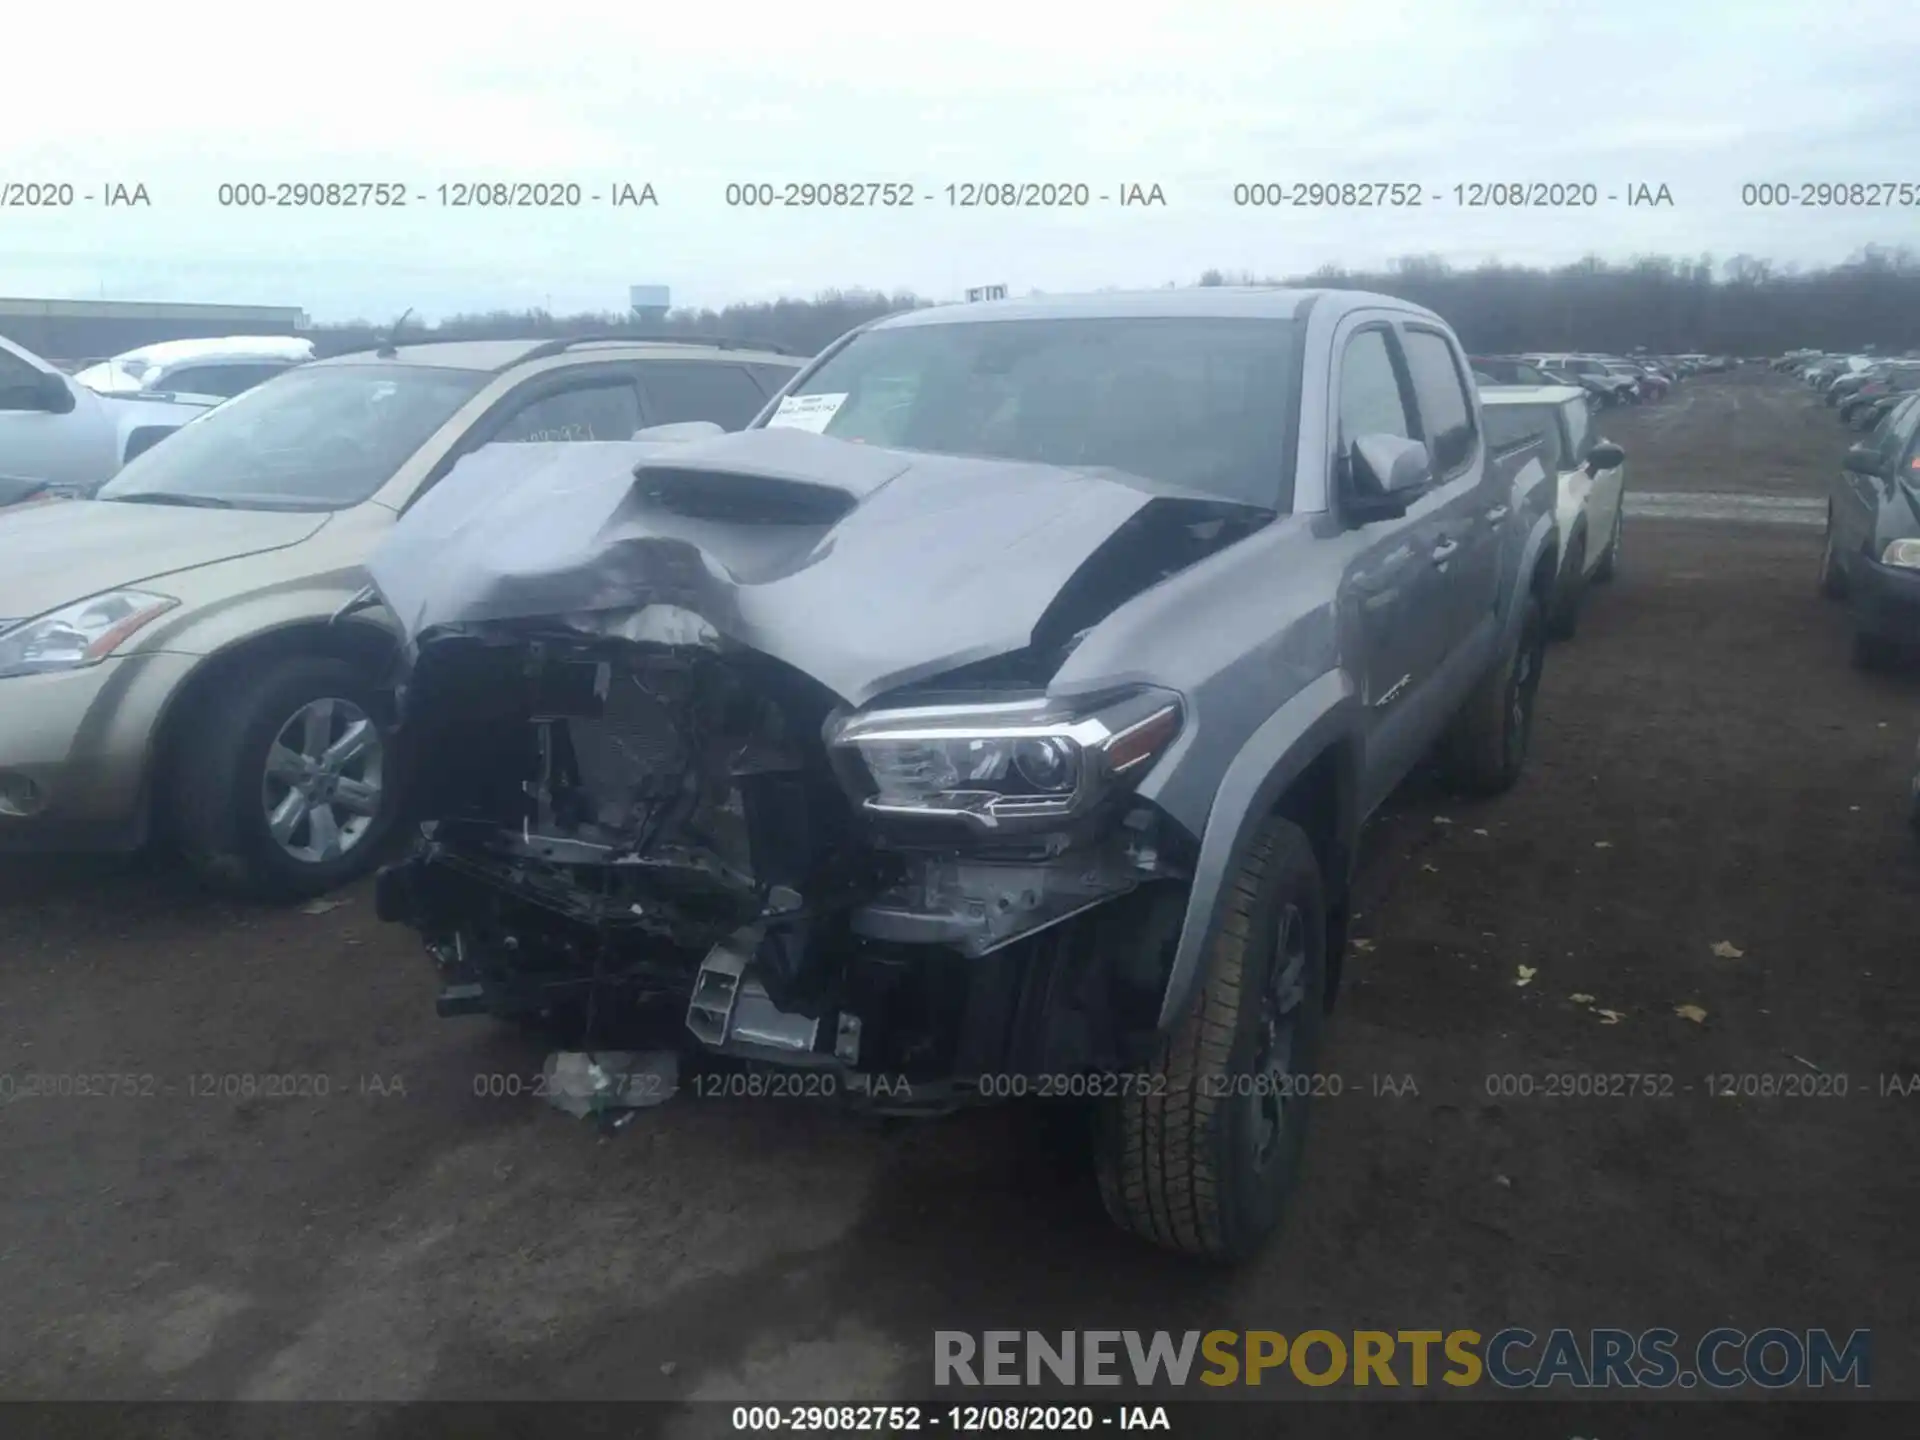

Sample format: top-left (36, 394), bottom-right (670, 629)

top-left (0, 333), bottom-right (215, 504)
top-left (369, 288), bottom-right (1558, 1262)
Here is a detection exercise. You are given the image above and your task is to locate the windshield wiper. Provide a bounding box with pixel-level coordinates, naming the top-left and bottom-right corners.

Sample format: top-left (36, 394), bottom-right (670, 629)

top-left (101, 492), bottom-right (240, 509)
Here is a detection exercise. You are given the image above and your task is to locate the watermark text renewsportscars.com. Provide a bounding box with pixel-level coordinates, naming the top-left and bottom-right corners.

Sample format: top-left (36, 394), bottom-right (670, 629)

top-left (935, 1328), bottom-right (1871, 1390)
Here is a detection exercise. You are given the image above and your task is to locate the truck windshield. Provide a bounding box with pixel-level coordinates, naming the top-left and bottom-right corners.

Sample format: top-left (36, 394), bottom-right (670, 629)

top-left (762, 316), bottom-right (1298, 507)
top-left (96, 364), bottom-right (489, 511)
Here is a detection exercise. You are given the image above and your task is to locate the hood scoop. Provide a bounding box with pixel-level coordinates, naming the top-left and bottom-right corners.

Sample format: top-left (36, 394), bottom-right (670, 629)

top-left (631, 466), bottom-right (857, 526)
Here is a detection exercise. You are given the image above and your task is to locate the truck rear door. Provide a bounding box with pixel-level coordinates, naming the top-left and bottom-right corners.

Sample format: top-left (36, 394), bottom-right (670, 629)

top-left (1396, 322), bottom-right (1501, 679)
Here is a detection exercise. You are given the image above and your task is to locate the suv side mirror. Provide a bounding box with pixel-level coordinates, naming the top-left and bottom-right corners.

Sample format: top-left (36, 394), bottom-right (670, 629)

top-left (1587, 441), bottom-right (1626, 472)
top-left (632, 420), bottom-right (724, 443)
top-left (1343, 434), bottom-right (1433, 522)
top-left (1843, 442), bottom-right (1883, 475)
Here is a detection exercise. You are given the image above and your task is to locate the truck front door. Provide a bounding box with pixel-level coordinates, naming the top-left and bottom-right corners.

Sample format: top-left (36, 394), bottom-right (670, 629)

top-left (1330, 320), bottom-right (1459, 816)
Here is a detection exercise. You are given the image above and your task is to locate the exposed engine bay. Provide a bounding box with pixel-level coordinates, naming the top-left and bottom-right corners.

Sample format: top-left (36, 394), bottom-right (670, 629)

top-left (368, 431), bottom-right (1268, 1103)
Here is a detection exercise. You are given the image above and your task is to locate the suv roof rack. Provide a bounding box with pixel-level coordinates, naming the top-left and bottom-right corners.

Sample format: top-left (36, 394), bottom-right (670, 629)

top-left (506, 332), bottom-right (796, 368)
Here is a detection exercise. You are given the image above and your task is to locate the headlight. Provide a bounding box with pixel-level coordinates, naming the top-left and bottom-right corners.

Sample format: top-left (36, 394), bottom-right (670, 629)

top-left (1883, 539), bottom-right (1920, 570)
top-left (827, 685), bottom-right (1183, 831)
top-left (0, 589), bottom-right (178, 679)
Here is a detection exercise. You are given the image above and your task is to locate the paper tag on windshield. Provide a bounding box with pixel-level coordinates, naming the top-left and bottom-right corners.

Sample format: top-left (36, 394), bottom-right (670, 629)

top-left (765, 392), bottom-right (846, 433)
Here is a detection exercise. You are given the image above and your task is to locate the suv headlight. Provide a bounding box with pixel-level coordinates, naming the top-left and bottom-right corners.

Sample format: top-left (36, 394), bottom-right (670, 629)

top-left (827, 685), bottom-right (1183, 831)
top-left (1882, 540), bottom-right (1920, 570)
top-left (0, 589), bottom-right (178, 679)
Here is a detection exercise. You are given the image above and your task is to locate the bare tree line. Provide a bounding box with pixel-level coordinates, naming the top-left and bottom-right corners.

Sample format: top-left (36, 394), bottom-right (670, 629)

top-left (310, 247), bottom-right (1920, 359)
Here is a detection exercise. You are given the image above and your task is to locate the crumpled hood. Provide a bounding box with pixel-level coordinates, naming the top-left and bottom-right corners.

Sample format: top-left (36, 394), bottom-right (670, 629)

top-left (368, 429), bottom-right (1268, 707)
top-left (0, 499), bottom-right (327, 620)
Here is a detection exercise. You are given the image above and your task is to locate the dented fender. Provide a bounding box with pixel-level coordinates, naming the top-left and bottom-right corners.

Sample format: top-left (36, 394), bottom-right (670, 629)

top-left (1156, 667), bottom-right (1362, 1031)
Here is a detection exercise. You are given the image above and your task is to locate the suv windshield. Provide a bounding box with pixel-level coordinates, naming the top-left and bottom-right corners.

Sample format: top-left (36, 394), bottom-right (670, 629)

top-left (762, 316), bottom-right (1299, 507)
top-left (96, 363), bottom-right (489, 511)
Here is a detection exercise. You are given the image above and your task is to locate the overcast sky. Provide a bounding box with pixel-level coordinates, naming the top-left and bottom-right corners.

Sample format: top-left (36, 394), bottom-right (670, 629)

top-left (6, 0), bottom-right (1919, 322)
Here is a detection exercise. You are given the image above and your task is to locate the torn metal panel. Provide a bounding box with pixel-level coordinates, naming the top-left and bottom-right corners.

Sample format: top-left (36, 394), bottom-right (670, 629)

top-left (367, 429), bottom-right (1270, 707)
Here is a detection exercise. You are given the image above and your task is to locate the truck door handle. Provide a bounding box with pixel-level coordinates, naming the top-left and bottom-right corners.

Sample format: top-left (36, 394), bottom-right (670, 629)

top-left (1431, 537), bottom-right (1459, 564)
top-left (1484, 505), bottom-right (1509, 522)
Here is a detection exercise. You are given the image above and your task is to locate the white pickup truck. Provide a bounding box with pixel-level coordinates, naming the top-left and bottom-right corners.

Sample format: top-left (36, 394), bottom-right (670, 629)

top-left (0, 333), bottom-right (217, 506)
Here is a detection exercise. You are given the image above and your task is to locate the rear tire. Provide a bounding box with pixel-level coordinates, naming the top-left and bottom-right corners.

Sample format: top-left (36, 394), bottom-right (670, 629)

top-left (167, 656), bottom-right (403, 901)
top-left (1818, 510), bottom-right (1848, 599)
top-left (1441, 590), bottom-right (1546, 796)
top-left (1094, 818), bottom-right (1328, 1263)
top-left (1592, 505), bottom-right (1623, 583)
top-left (1548, 532), bottom-right (1587, 640)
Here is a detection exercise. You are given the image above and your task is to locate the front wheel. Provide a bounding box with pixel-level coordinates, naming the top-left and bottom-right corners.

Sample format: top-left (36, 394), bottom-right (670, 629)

top-left (168, 655), bottom-right (403, 900)
top-left (1094, 818), bottom-right (1328, 1263)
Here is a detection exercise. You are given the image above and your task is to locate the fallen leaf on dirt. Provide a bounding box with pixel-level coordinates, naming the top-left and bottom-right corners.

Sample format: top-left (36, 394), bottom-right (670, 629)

top-left (1515, 965), bottom-right (1537, 987)
top-left (1675, 1004), bottom-right (1708, 1024)
top-left (1433, 816), bottom-right (1454, 826)
top-left (1595, 1009), bottom-right (1625, 1025)
top-left (1472, 828), bottom-right (1490, 837)
top-left (1351, 938), bottom-right (1375, 953)
top-left (299, 898), bottom-right (348, 915)
top-left (1709, 941), bottom-right (1744, 959)
top-left (1569, 993), bottom-right (1596, 1005)
top-left (1493, 1174), bottom-right (1512, 1188)
top-left (1593, 840), bottom-right (1613, 849)
top-left (1421, 862), bottom-right (1440, 873)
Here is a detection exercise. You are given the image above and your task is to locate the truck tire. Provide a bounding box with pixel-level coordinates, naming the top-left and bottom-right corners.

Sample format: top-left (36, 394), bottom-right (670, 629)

top-left (1094, 817), bottom-right (1328, 1263)
top-left (168, 655), bottom-right (403, 901)
top-left (1817, 510), bottom-right (1847, 599)
top-left (1591, 505), bottom-right (1622, 583)
top-left (1440, 591), bottom-right (1546, 796)
top-left (1548, 530), bottom-right (1586, 640)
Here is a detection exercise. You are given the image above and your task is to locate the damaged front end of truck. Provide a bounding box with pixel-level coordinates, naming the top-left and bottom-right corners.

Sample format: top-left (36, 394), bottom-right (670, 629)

top-left (369, 429), bottom-right (1268, 1108)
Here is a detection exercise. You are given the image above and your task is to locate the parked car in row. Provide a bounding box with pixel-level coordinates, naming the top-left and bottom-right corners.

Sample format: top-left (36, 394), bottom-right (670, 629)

top-left (1836, 364), bottom-right (1920, 425)
top-left (0, 333), bottom-right (220, 502)
top-left (0, 335), bottom-right (804, 896)
top-left (1522, 355), bottom-right (1641, 406)
top-left (1480, 384), bottom-right (1627, 638)
top-left (1819, 390), bottom-right (1920, 669)
top-left (72, 336), bottom-right (314, 402)
top-left (366, 287), bottom-right (1561, 1262)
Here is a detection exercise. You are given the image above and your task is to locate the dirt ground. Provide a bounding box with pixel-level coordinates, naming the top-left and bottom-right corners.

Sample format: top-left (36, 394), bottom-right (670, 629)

top-left (3, 369), bottom-right (1919, 1407)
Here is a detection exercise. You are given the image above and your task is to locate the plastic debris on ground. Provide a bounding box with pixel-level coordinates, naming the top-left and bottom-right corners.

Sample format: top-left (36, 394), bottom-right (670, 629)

top-left (541, 1050), bottom-right (679, 1118)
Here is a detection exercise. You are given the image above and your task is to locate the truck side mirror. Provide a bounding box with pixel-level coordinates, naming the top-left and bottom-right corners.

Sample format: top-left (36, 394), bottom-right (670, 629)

top-left (1843, 442), bottom-right (1883, 476)
top-left (1343, 434), bottom-right (1432, 523)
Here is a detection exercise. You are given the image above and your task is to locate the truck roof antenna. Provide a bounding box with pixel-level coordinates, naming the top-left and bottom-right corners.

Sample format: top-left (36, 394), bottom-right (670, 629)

top-left (374, 308), bottom-right (416, 358)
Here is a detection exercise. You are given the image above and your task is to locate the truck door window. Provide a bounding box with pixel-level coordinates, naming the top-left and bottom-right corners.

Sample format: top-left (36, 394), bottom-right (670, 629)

top-left (0, 347), bottom-right (45, 408)
top-left (1879, 394), bottom-right (1920, 470)
top-left (1337, 328), bottom-right (1413, 446)
top-left (1401, 328), bottom-right (1478, 474)
top-left (1559, 397), bottom-right (1592, 466)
